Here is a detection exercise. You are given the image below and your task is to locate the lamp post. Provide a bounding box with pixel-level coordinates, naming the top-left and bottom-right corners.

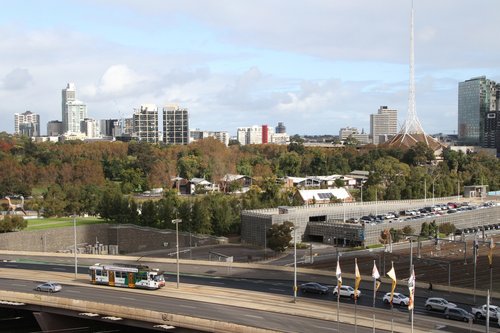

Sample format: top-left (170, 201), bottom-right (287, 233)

top-left (172, 219), bottom-right (182, 289)
top-left (73, 215), bottom-right (77, 280)
top-left (293, 224), bottom-right (297, 303)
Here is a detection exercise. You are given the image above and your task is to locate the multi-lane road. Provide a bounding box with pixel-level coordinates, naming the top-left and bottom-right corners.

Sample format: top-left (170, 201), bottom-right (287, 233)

top-left (0, 258), bottom-right (496, 332)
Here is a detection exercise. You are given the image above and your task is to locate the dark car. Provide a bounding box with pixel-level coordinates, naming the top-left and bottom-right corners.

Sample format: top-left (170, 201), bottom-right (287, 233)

top-left (444, 307), bottom-right (474, 322)
top-left (299, 282), bottom-right (329, 295)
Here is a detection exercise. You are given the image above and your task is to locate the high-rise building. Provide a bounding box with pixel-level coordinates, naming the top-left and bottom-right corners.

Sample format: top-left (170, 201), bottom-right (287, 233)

top-left (62, 83), bottom-right (87, 134)
top-left (163, 105), bottom-right (189, 145)
top-left (484, 111), bottom-right (500, 155)
top-left (47, 120), bottom-right (63, 136)
top-left (14, 110), bottom-right (40, 137)
top-left (458, 76), bottom-right (499, 145)
top-left (370, 106), bottom-right (398, 144)
top-left (133, 104), bottom-right (158, 143)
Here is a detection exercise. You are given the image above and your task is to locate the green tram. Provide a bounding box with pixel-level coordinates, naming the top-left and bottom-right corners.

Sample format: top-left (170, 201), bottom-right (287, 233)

top-left (89, 263), bottom-right (166, 290)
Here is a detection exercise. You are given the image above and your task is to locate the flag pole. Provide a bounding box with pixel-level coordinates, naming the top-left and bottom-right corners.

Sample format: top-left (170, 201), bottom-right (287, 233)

top-left (354, 258), bottom-right (358, 333)
top-left (336, 254), bottom-right (340, 333)
top-left (372, 274), bottom-right (376, 333)
top-left (410, 264), bottom-right (414, 333)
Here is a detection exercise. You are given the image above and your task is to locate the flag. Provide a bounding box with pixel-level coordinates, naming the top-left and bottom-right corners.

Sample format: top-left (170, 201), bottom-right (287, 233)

top-left (408, 268), bottom-right (415, 310)
top-left (488, 238), bottom-right (495, 268)
top-left (354, 259), bottom-right (361, 300)
top-left (372, 261), bottom-right (381, 292)
top-left (336, 260), bottom-right (342, 289)
top-left (386, 262), bottom-right (397, 304)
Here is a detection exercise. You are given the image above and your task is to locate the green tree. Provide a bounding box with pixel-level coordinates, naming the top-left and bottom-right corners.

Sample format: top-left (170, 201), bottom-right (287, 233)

top-left (402, 225), bottom-right (415, 235)
top-left (191, 197), bottom-right (212, 234)
top-left (438, 222), bottom-right (456, 235)
top-left (266, 221), bottom-right (294, 252)
top-left (420, 222), bottom-right (430, 237)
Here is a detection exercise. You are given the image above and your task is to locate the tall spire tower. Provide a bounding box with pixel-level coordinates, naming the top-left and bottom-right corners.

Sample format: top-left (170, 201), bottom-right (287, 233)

top-left (403, 1), bottom-right (426, 136)
top-left (385, 0), bottom-right (446, 150)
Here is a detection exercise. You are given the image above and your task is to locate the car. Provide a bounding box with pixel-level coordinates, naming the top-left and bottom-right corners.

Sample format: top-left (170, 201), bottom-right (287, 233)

top-left (444, 307), bottom-right (474, 322)
top-left (471, 304), bottom-right (500, 319)
top-left (35, 282), bottom-right (62, 293)
top-left (382, 292), bottom-right (409, 306)
top-left (333, 285), bottom-right (361, 298)
top-left (425, 297), bottom-right (457, 312)
top-left (299, 282), bottom-right (329, 295)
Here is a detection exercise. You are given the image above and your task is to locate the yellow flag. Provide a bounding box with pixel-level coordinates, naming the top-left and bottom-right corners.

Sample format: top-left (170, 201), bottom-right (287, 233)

top-left (354, 258), bottom-right (361, 300)
top-left (387, 262), bottom-right (397, 303)
top-left (488, 238), bottom-right (495, 268)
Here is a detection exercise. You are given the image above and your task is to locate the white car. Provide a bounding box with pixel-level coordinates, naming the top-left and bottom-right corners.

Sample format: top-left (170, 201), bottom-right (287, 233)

top-left (382, 292), bottom-right (409, 306)
top-left (333, 285), bottom-right (361, 298)
top-left (425, 297), bottom-right (457, 312)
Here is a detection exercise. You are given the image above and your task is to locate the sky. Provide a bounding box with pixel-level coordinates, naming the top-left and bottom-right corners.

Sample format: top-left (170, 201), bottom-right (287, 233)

top-left (1, 0), bottom-right (499, 136)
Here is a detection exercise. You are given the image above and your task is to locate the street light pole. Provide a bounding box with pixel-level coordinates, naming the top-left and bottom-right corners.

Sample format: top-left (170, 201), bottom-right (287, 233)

top-left (73, 215), bottom-right (77, 280)
top-left (293, 224), bottom-right (297, 303)
top-left (172, 219), bottom-right (183, 289)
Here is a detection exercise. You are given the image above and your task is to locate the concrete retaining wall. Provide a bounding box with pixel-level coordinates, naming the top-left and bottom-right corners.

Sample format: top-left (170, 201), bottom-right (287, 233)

top-left (0, 224), bottom-right (224, 254)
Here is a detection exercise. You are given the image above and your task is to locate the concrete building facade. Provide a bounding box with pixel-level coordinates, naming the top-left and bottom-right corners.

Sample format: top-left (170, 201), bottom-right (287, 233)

top-left (14, 110), bottom-right (40, 137)
top-left (163, 105), bottom-right (189, 145)
top-left (370, 106), bottom-right (398, 144)
top-left (133, 104), bottom-right (158, 143)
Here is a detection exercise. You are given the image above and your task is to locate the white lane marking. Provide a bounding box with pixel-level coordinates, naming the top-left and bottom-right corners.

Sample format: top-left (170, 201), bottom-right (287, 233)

top-left (5, 264), bottom-right (18, 267)
top-left (269, 288), bottom-right (286, 292)
top-left (313, 326), bottom-right (338, 331)
top-left (244, 314), bottom-right (264, 319)
top-left (179, 305), bottom-right (197, 309)
top-left (209, 281), bottom-right (225, 285)
top-left (120, 297), bottom-right (136, 301)
top-left (66, 290), bottom-right (80, 293)
top-left (52, 267), bottom-right (66, 271)
top-left (12, 284), bottom-right (27, 287)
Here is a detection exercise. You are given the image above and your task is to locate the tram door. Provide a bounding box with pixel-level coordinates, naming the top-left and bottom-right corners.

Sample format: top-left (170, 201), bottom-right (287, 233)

top-left (90, 269), bottom-right (96, 284)
top-left (128, 272), bottom-right (135, 288)
top-left (109, 270), bottom-right (115, 286)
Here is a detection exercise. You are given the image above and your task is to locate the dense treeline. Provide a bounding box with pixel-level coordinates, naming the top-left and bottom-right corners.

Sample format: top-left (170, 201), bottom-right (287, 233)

top-left (0, 132), bottom-right (499, 236)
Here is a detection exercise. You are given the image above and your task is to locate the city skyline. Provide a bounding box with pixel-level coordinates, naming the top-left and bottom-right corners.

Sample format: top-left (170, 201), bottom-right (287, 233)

top-left (0, 1), bottom-right (499, 136)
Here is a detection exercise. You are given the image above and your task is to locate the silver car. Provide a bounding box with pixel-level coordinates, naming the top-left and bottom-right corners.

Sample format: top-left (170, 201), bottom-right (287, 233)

top-left (35, 282), bottom-right (62, 293)
top-left (425, 297), bottom-right (456, 312)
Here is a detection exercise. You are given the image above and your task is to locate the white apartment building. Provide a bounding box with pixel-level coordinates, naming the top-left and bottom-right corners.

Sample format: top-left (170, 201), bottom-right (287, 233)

top-left (14, 110), bottom-right (40, 137)
top-left (370, 106), bottom-right (398, 144)
top-left (237, 125), bottom-right (275, 145)
top-left (190, 129), bottom-right (230, 146)
top-left (339, 127), bottom-right (370, 144)
top-left (62, 83), bottom-right (87, 134)
top-left (82, 118), bottom-right (101, 138)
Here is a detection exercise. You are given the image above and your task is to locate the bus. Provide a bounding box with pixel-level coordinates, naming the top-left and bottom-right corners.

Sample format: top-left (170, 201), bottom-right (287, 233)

top-left (89, 263), bottom-right (166, 290)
